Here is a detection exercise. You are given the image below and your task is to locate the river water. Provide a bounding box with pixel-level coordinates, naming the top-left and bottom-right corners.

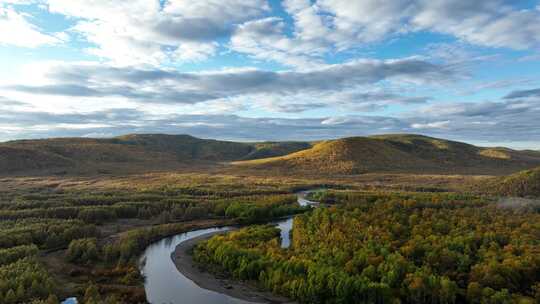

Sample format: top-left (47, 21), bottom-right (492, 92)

top-left (140, 191), bottom-right (317, 304)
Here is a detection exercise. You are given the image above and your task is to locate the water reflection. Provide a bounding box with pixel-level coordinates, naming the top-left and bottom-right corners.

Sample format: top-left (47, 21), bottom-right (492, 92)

top-left (141, 228), bottom-right (255, 304)
top-left (277, 191), bottom-right (318, 248)
top-left (277, 218), bottom-right (293, 248)
top-left (141, 191), bottom-right (319, 304)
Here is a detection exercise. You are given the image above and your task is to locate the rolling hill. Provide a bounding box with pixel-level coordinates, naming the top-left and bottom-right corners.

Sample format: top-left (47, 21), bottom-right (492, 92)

top-left (2, 133), bottom-right (539, 176)
top-left (111, 134), bottom-right (253, 161)
top-left (233, 134), bottom-right (540, 175)
top-left (241, 142), bottom-right (312, 160)
top-left (0, 134), bottom-right (312, 175)
top-left (486, 166), bottom-right (540, 197)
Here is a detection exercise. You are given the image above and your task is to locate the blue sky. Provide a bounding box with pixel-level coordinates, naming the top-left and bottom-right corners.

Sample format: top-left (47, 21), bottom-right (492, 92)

top-left (0, 0), bottom-right (539, 148)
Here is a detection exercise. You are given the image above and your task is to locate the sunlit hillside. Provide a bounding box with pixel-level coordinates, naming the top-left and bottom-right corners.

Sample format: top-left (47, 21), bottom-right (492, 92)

top-left (234, 134), bottom-right (540, 175)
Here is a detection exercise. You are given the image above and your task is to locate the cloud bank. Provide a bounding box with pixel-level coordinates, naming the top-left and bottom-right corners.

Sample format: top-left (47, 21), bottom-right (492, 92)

top-left (5, 58), bottom-right (454, 107)
top-left (1, 94), bottom-right (539, 148)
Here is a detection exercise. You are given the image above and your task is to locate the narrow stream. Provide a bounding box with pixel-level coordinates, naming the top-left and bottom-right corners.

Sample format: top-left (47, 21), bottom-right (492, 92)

top-left (140, 191), bottom-right (318, 304)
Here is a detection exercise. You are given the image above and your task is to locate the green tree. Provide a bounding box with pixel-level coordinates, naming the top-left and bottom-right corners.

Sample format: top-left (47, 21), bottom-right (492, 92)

top-left (84, 283), bottom-right (100, 304)
top-left (5, 289), bottom-right (16, 304)
top-left (467, 282), bottom-right (483, 303)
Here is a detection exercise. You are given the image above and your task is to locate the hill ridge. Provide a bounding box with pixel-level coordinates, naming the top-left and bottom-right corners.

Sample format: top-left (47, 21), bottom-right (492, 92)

top-left (0, 134), bottom-right (312, 175)
top-left (1, 133), bottom-right (539, 176)
top-left (233, 134), bottom-right (540, 175)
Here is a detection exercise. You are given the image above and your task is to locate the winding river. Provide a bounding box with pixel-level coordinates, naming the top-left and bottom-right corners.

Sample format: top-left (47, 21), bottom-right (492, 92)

top-left (140, 191), bottom-right (318, 304)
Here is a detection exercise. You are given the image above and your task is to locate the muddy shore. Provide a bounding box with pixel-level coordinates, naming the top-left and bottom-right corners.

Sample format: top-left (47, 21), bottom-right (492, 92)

top-left (171, 231), bottom-right (295, 304)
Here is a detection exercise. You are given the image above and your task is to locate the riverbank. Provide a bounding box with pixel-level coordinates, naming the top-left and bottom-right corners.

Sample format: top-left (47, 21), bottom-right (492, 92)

top-left (171, 231), bottom-right (295, 304)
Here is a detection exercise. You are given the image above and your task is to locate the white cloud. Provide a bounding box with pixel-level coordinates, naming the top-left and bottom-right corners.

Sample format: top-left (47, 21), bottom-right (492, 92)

top-left (230, 17), bottom-right (322, 68)
top-left (173, 42), bottom-right (218, 62)
top-left (45, 0), bottom-right (269, 65)
top-left (0, 6), bottom-right (59, 48)
top-left (2, 0), bottom-right (540, 149)
top-left (162, 0), bottom-right (269, 22)
top-left (411, 1), bottom-right (540, 50)
top-left (3, 58), bottom-right (454, 109)
top-left (1, 94), bottom-right (539, 147)
top-left (4, 0), bottom-right (539, 70)
top-left (318, 0), bottom-right (411, 44)
top-left (411, 120), bottom-right (450, 129)
top-left (518, 52), bottom-right (540, 62)
top-left (320, 0), bottom-right (540, 50)
top-left (1, 0), bottom-right (37, 4)
top-left (229, 0), bottom-right (540, 68)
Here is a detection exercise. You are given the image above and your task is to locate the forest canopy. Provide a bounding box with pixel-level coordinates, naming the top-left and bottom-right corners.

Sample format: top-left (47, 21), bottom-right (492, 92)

top-left (194, 191), bottom-right (540, 304)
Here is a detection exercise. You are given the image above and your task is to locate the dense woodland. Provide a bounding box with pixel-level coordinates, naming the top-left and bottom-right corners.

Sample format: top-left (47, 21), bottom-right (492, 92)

top-left (1, 168), bottom-right (538, 303)
top-left (0, 177), bottom-right (311, 303)
top-left (487, 166), bottom-right (540, 198)
top-left (194, 191), bottom-right (540, 303)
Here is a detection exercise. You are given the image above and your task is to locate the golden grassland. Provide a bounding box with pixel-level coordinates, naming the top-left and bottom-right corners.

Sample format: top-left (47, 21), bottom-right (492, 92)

top-left (0, 170), bottom-right (495, 194)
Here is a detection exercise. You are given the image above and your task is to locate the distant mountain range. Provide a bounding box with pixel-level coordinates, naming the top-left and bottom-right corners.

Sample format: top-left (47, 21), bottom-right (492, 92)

top-left (1, 133), bottom-right (539, 176)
